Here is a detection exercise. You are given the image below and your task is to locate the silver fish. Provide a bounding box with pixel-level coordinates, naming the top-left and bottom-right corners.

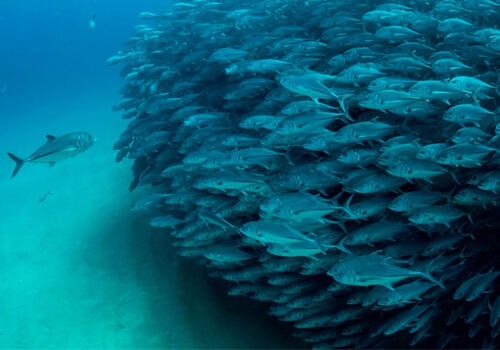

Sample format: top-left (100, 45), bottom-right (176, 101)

top-left (8, 132), bottom-right (95, 178)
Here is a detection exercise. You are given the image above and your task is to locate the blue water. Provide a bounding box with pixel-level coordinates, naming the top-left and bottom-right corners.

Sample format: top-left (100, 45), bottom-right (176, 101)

top-left (0, 1), bottom-right (296, 348)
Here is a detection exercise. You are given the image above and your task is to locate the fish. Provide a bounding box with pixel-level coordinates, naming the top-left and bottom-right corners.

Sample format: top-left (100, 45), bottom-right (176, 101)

top-left (344, 221), bottom-right (408, 246)
top-left (7, 132), bottom-right (95, 178)
top-left (453, 270), bottom-right (500, 301)
top-left (239, 220), bottom-right (317, 246)
top-left (109, 0), bottom-right (500, 347)
top-left (149, 215), bottom-right (184, 228)
top-left (88, 14), bottom-right (96, 32)
top-left (409, 205), bottom-right (467, 228)
top-left (389, 190), bottom-right (446, 214)
top-left (327, 253), bottom-right (444, 290)
top-left (39, 191), bottom-right (53, 203)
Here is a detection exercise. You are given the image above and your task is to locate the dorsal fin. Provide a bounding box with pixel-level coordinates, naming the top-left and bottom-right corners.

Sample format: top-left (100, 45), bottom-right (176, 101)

top-left (45, 134), bottom-right (56, 142)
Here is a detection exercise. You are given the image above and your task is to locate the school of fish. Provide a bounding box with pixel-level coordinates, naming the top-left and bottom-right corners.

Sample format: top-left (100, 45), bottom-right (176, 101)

top-left (109, 0), bottom-right (500, 348)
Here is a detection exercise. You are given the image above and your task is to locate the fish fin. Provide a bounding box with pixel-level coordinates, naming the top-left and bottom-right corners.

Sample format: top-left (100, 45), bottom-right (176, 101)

top-left (49, 162), bottom-right (56, 167)
top-left (129, 176), bottom-right (140, 192)
top-left (318, 189), bottom-right (328, 196)
top-left (335, 236), bottom-right (352, 254)
top-left (335, 220), bottom-right (348, 233)
top-left (466, 213), bottom-right (473, 224)
top-left (340, 95), bottom-right (354, 121)
top-left (45, 134), bottom-right (56, 142)
top-left (383, 283), bottom-right (395, 291)
top-left (448, 171), bottom-right (460, 184)
top-left (421, 260), bottom-right (446, 289)
top-left (342, 193), bottom-right (356, 218)
top-left (216, 213), bottom-right (235, 230)
top-left (7, 153), bottom-right (25, 178)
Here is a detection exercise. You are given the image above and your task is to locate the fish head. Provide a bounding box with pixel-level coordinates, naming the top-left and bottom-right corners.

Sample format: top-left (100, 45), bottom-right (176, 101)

top-left (259, 197), bottom-right (280, 213)
top-left (75, 132), bottom-right (95, 151)
top-left (368, 77), bottom-right (387, 91)
top-left (328, 263), bottom-right (356, 285)
top-left (389, 195), bottom-right (411, 212)
top-left (416, 146), bottom-right (435, 161)
top-left (453, 189), bottom-right (473, 204)
top-left (409, 210), bottom-right (432, 225)
top-left (239, 222), bottom-right (258, 239)
top-left (467, 173), bottom-right (484, 186)
top-left (447, 77), bottom-right (462, 90)
top-left (478, 176), bottom-right (498, 192)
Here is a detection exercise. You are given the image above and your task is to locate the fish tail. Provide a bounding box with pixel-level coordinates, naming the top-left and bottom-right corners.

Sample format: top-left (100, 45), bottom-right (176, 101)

top-left (342, 193), bottom-right (356, 218)
top-left (7, 153), bottom-right (24, 178)
top-left (335, 236), bottom-right (352, 255)
top-left (339, 94), bottom-right (354, 122)
top-left (422, 272), bottom-right (445, 289)
top-left (448, 171), bottom-right (460, 185)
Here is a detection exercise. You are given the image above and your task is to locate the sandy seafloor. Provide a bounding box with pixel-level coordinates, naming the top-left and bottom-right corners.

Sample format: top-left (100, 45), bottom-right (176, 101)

top-left (0, 83), bottom-right (299, 348)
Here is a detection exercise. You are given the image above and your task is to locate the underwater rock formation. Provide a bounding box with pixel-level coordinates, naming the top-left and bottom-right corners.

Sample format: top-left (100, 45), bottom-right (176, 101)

top-left (111, 0), bottom-right (500, 348)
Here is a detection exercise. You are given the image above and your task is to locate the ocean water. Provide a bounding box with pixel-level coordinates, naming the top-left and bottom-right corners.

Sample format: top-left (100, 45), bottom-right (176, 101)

top-left (0, 1), bottom-right (298, 348)
top-left (4, 0), bottom-right (500, 348)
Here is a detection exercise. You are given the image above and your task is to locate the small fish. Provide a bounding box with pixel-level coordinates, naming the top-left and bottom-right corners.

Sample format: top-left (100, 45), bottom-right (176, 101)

top-left (88, 14), bottom-right (96, 32)
top-left (149, 215), bottom-right (184, 228)
top-left (328, 253), bottom-right (443, 290)
top-left (389, 190), bottom-right (446, 214)
top-left (39, 191), bottom-right (53, 203)
top-left (409, 205), bottom-right (466, 228)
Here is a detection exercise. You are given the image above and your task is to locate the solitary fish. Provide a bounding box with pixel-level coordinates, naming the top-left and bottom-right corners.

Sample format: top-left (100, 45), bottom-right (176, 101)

top-left (88, 14), bottom-right (96, 32)
top-left (39, 191), bottom-right (53, 203)
top-left (7, 132), bottom-right (95, 178)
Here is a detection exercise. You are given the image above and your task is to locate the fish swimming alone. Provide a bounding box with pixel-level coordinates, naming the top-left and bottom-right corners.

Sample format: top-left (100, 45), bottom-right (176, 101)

top-left (39, 191), bottom-right (53, 203)
top-left (7, 132), bottom-right (95, 178)
top-left (88, 14), bottom-right (96, 32)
